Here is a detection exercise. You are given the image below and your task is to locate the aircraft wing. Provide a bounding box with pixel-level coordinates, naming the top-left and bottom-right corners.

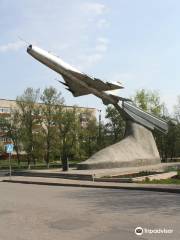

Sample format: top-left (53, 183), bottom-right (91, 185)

top-left (59, 75), bottom-right (91, 97)
top-left (59, 70), bottom-right (123, 97)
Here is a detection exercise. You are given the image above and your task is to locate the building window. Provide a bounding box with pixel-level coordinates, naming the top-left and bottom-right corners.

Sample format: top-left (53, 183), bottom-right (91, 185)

top-left (0, 107), bottom-right (11, 113)
top-left (0, 137), bottom-right (11, 143)
top-left (79, 113), bottom-right (88, 123)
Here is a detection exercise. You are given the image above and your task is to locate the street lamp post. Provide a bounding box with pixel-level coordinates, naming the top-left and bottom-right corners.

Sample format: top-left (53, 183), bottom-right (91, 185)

top-left (98, 109), bottom-right (102, 146)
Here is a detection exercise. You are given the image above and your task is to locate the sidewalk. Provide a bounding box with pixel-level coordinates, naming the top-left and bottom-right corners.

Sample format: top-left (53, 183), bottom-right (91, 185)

top-left (1, 175), bottom-right (180, 194)
top-left (7, 162), bottom-right (180, 180)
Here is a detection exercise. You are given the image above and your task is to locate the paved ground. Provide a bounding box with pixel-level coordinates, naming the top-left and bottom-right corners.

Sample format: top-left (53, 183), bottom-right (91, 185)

top-left (2, 175), bottom-right (180, 193)
top-left (0, 182), bottom-right (179, 240)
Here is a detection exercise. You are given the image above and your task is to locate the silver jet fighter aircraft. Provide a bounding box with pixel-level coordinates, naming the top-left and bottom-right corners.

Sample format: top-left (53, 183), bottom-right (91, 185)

top-left (27, 45), bottom-right (127, 106)
top-left (27, 45), bottom-right (168, 134)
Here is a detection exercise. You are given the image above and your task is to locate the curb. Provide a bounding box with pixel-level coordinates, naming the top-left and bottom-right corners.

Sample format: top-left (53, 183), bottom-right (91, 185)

top-left (2, 179), bottom-right (180, 194)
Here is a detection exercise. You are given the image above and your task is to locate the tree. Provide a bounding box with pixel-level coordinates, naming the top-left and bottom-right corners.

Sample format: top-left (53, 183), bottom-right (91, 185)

top-left (79, 110), bottom-right (98, 158)
top-left (132, 89), bottom-right (175, 161)
top-left (105, 105), bottom-right (125, 144)
top-left (173, 95), bottom-right (180, 158)
top-left (16, 88), bottom-right (40, 168)
top-left (40, 86), bottom-right (64, 168)
top-left (133, 89), bottom-right (166, 116)
top-left (0, 109), bottom-right (22, 164)
top-left (174, 95), bottom-right (180, 122)
top-left (56, 106), bottom-right (81, 167)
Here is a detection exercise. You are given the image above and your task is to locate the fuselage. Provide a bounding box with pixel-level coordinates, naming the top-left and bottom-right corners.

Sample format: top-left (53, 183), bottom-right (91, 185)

top-left (27, 45), bottom-right (82, 74)
top-left (27, 45), bottom-right (117, 105)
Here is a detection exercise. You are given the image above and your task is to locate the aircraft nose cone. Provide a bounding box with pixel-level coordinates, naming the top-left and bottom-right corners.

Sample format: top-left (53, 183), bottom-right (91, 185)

top-left (27, 44), bottom-right (32, 52)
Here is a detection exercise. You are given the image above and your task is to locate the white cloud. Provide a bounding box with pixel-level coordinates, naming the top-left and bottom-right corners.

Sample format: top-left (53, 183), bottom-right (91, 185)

top-left (95, 44), bottom-right (107, 52)
top-left (97, 18), bottom-right (109, 28)
top-left (97, 37), bottom-right (109, 44)
top-left (82, 2), bottom-right (107, 15)
top-left (95, 37), bottom-right (109, 52)
top-left (81, 3), bottom-right (109, 31)
top-left (77, 37), bottom-right (109, 69)
top-left (0, 41), bottom-right (25, 52)
top-left (85, 53), bottom-right (103, 65)
top-left (78, 53), bottom-right (103, 70)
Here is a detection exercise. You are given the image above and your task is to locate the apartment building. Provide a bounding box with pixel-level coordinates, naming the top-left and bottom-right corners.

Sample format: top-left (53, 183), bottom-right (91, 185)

top-left (0, 98), bottom-right (96, 146)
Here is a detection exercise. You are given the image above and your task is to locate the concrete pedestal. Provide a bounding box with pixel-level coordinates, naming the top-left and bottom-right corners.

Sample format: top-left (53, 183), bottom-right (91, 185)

top-left (78, 120), bottom-right (160, 170)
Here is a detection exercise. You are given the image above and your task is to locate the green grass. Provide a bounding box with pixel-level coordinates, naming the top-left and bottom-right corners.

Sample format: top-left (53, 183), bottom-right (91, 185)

top-left (115, 171), bottom-right (163, 178)
top-left (103, 171), bottom-right (166, 179)
top-left (140, 170), bottom-right (180, 184)
top-left (102, 170), bottom-right (180, 184)
top-left (140, 178), bottom-right (180, 184)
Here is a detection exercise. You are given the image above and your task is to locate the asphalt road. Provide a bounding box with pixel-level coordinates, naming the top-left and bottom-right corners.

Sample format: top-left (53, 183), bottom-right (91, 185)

top-left (0, 182), bottom-right (179, 240)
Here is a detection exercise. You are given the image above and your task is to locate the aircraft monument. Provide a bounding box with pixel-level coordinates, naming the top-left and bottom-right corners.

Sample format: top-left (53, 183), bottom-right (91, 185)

top-left (27, 45), bottom-right (168, 169)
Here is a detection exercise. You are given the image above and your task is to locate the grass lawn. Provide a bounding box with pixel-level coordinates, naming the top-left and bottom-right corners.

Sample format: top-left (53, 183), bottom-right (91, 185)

top-left (140, 178), bottom-right (180, 184)
top-left (103, 169), bottom-right (180, 184)
top-left (140, 170), bottom-right (180, 184)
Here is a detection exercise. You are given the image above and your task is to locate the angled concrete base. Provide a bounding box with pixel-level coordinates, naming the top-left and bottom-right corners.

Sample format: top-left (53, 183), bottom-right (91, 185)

top-left (78, 121), bottom-right (161, 170)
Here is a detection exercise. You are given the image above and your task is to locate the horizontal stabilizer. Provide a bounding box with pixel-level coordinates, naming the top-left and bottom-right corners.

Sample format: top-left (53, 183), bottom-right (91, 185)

top-left (93, 78), bottom-right (123, 91)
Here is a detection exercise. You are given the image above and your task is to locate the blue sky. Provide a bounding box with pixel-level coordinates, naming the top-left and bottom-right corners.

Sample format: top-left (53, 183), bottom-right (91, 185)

top-left (0, 0), bottom-right (180, 116)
